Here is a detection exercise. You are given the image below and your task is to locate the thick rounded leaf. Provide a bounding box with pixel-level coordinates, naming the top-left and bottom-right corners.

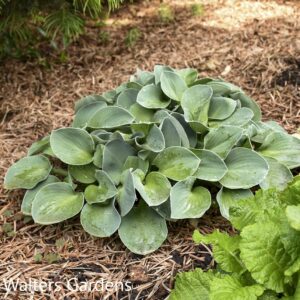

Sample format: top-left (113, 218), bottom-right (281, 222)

top-left (133, 170), bottom-right (171, 206)
top-left (220, 148), bottom-right (269, 189)
top-left (216, 187), bottom-right (253, 220)
top-left (84, 170), bottom-right (118, 204)
top-left (74, 95), bottom-right (107, 112)
top-left (137, 84), bottom-right (170, 109)
top-left (208, 97), bottom-right (237, 120)
top-left (123, 156), bottom-right (149, 174)
top-left (286, 205), bottom-right (300, 231)
top-left (206, 81), bottom-right (241, 96)
top-left (72, 101), bottom-right (107, 128)
top-left (80, 202), bottom-right (121, 237)
top-left (181, 85), bottom-right (213, 126)
top-left (230, 92), bottom-right (262, 122)
top-left (102, 139), bottom-right (136, 184)
top-left (4, 155), bottom-right (52, 190)
top-left (93, 144), bottom-right (104, 168)
top-left (135, 124), bottom-right (165, 152)
top-left (258, 132), bottom-right (300, 168)
top-left (68, 163), bottom-right (97, 184)
top-left (191, 149), bottom-right (227, 181)
top-left (116, 170), bottom-right (136, 216)
top-left (210, 108), bottom-right (254, 128)
top-left (160, 71), bottom-right (187, 101)
top-left (204, 125), bottom-right (243, 158)
top-left (118, 202), bottom-right (168, 255)
top-left (170, 178), bottom-right (211, 219)
top-left (32, 182), bottom-right (84, 224)
top-left (259, 157), bottom-right (293, 191)
top-left (176, 68), bottom-right (198, 86)
top-left (50, 128), bottom-right (94, 165)
top-left (152, 146), bottom-right (200, 181)
top-left (117, 88), bottom-right (138, 108)
top-left (21, 175), bottom-right (59, 215)
top-left (28, 136), bottom-right (52, 156)
top-left (88, 106), bottom-right (134, 129)
top-left (154, 65), bottom-right (173, 84)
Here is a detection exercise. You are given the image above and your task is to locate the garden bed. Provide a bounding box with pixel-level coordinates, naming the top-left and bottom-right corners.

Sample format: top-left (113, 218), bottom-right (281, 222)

top-left (0, 0), bottom-right (299, 299)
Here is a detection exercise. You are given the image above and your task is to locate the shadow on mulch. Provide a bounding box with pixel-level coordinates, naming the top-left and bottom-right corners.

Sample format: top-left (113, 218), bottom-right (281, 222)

top-left (274, 58), bottom-right (300, 86)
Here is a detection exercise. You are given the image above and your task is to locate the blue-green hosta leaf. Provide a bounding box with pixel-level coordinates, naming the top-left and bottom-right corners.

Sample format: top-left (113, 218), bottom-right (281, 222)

top-left (133, 170), bottom-right (171, 206)
top-left (210, 108), bottom-right (254, 128)
top-left (21, 175), bottom-right (59, 215)
top-left (135, 124), bottom-right (165, 152)
top-left (191, 149), bottom-right (227, 182)
top-left (88, 106), bottom-right (134, 129)
top-left (153, 199), bottom-right (172, 220)
top-left (84, 170), bottom-right (118, 204)
top-left (137, 84), bottom-right (170, 109)
top-left (131, 69), bottom-right (155, 86)
top-left (123, 156), bottom-right (149, 174)
top-left (210, 275), bottom-right (264, 300)
top-left (258, 132), bottom-right (300, 169)
top-left (154, 65), bottom-right (173, 84)
top-left (171, 112), bottom-right (197, 148)
top-left (176, 68), bottom-right (198, 86)
top-left (286, 205), bottom-right (300, 231)
top-left (240, 221), bottom-right (292, 293)
top-left (251, 121), bottom-right (286, 144)
top-left (169, 269), bottom-right (213, 300)
top-left (170, 178), bottom-right (211, 219)
top-left (206, 80), bottom-right (241, 96)
top-left (160, 71), bottom-right (187, 101)
top-left (181, 85), bottom-right (213, 126)
top-left (93, 144), bottom-right (104, 168)
top-left (116, 170), bottom-right (136, 216)
top-left (204, 125), bottom-right (243, 158)
top-left (216, 187), bottom-right (253, 220)
top-left (68, 163), bottom-right (97, 184)
top-left (220, 148), bottom-right (269, 189)
top-left (74, 95), bottom-right (108, 112)
top-left (117, 88), bottom-right (154, 123)
top-left (102, 139), bottom-right (136, 185)
top-left (72, 101), bottom-right (107, 128)
top-left (50, 128), bottom-right (94, 165)
top-left (193, 230), bottom-right (244, 274)
top-left (32, 182), bottom-right (84, 224)
top-left (152, 146), bottom-right (200, 181)
top-left (230, 92), bottom-right (262, 122)
top-left (118, 201), bottom-right (168, 255)
top-left (4, 155), bottom-right (52, 189)
top-left (64, 171), bottom-right (77, 190)
top-left (28, 136), bottom-right (53, 156)
top-left (208, 96), bottom-right (237, 120)
top-left (259, 157), bottom-right (293, 191)
top-left (80, 201), bottom-right (121, 237)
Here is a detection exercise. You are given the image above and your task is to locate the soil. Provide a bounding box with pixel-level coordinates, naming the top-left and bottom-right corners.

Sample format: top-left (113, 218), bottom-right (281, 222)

top-left (0, 0), bottom-right (299, 299)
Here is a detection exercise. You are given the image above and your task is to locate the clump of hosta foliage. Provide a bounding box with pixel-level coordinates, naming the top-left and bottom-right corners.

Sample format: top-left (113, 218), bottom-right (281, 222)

top-left (4, 65), bottom-right (300, 255)
top-left (170, 177), bottom-right (300, 299)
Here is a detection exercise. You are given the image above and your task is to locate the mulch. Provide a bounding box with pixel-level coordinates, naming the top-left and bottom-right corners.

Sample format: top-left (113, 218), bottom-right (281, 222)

top-left (0, 0), bottom-right (299, 299)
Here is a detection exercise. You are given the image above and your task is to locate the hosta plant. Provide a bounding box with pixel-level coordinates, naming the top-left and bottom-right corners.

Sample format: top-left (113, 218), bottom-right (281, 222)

top-left (4, 65), bottom-right (300, 254)
top-left (170, 176), bottom-right (300, 299)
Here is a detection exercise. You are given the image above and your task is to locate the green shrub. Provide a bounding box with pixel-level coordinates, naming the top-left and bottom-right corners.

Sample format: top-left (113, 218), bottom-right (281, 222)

top-left (125, 27), bottom-right (141, 48)
top-left (0, 0), bottom-right (124, 59)
top-left (170, 176), bottom-right (300, 299)
top-left (158, 3), bottom-right (174, 23)
top-left (4, 65), bottom-right (300, 254)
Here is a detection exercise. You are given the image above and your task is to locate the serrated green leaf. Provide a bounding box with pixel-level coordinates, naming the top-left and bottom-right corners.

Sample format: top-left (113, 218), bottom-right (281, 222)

top-left (286, 205), bottom-right (300, 231)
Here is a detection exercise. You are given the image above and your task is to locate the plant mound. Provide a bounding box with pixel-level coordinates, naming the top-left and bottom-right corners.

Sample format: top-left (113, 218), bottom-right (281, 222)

top-left (4, 65), bottom-right (300, 254)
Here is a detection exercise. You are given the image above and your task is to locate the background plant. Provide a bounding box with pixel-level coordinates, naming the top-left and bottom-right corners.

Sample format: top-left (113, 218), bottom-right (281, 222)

top-left (0, 0), bottom-right (124, 59)
top-left (4, 65), bottom-right (300, 254)
top-left (170, 176), bottom-right (300, 299)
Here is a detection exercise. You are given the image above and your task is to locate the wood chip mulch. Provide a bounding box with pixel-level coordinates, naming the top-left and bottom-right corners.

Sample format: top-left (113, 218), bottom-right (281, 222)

top-left (0, 0), bottom-right (299, 299)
